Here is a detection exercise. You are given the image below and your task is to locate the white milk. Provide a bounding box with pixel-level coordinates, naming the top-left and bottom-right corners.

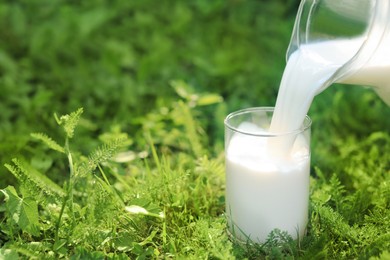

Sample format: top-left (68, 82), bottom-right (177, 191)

top-left (271, 36), bottom-right (390, 137)
top-left (342, 34), bottom-right (390, 105)
top-left (226, 15), bottom-right (390, 244)
top-left (270, 39), bottom-right (361, 136)
top-left (225, 122), bottom-right (310, 243)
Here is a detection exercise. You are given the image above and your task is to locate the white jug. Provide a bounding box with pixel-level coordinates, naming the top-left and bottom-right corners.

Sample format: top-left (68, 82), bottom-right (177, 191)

top-left (288, 0), bottom-right (390, 105)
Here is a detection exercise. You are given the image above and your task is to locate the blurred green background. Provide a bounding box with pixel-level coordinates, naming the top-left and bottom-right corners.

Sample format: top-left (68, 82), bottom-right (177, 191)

top-left (0, 0), bottom-right (389, 184)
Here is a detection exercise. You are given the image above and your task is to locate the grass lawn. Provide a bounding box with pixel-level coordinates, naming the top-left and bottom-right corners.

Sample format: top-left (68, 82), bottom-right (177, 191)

top-left (0, 1), bottom-right (389, 259)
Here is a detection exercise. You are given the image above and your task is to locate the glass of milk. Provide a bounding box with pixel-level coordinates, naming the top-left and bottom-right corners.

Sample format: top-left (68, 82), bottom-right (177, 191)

top-left (224, 107), bottom-right (311, 243)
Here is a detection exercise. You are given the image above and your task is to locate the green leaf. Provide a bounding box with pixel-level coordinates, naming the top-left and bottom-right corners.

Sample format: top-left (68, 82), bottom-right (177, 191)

top-left (125, 198), bottom-right (164, 219)
top-left (196, 94), bottom-right (223, 106)
top-left (5, 159), bottom-right (66, 202)
top-left (125, 205), bottom-right (164, 219)
top-left (171, 80), bottom-right (192, 99)
top-left (77, 138), bottom-right (125, 177)
top-left (55, 108), bottom-right (83, 138)
top-left (31, 132), bottom-right (65, 153)
top-left (1, 186), bottom-right (40, 236)
top-left (70, 247), bottom-right (106, 260)
top-left (112, 232), bottom-right (136, 252)
top-left (371, 250), bottom-right (390, 260)
top-left (0, 248), bottom-right (19, 260)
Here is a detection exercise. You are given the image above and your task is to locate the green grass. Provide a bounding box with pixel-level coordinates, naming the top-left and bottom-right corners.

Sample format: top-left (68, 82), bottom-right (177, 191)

top-left (1, 0), bottom-right (389, 259)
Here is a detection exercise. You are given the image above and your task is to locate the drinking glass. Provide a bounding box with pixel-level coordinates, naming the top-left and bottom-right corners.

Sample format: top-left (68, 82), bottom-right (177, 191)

top-left (224, 107), bottom-right (311, 243)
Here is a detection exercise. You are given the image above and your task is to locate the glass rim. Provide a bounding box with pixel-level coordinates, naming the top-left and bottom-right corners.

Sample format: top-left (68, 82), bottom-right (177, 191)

top-left (224, 107), bottom-right (312, 137)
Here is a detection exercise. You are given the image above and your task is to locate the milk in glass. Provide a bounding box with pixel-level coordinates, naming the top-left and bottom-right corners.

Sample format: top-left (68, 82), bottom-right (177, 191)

top-left (226, 37), bottom-right (390, 243)
top-left (225, 110), bottom-right (311, 243)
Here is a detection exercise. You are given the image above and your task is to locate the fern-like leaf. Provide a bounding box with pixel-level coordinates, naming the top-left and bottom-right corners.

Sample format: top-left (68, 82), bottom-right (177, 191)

top-left (77, 138), bottom-right (125, 177)
top-left (30, 133), bottom-right (65, 153)
top-left (314, 204), bottom-right (359, 243)
top-left (328, 174), bottom-right (347, 212)
top-left (4, 159), bottom-right (66, 203)
top-left (55, 108), bottom-right (83, 138)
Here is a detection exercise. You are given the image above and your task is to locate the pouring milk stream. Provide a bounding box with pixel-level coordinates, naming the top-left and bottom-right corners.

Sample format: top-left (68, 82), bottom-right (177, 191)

top-left (270, 0), bottom-right (390, 156)
top-left (225, 0), bottom-right (390, 243)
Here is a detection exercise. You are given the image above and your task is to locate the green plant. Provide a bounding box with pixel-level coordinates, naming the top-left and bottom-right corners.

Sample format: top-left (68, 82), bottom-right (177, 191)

top-left (0, 0), bottom-right (389, 258)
